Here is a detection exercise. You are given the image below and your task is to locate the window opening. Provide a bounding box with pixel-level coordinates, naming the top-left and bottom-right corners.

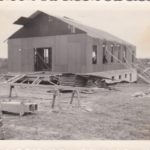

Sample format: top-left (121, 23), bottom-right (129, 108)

top-left (111, 44), bottom-right (114, 63)
top-left (112, 76), bottom-right (115, 81)
top-left (92, 45), bottom-right (97, 64)
top-left (119, 75), bottom-right (122, 80)
top-left (103, 44), bottom-right (108, 64)
top-left (118, 45), bottom-right (121, 62)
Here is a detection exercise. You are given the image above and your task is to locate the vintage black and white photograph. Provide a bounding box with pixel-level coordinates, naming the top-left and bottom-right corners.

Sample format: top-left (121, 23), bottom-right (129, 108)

top-left (0, 0), bottom-right (150, 140)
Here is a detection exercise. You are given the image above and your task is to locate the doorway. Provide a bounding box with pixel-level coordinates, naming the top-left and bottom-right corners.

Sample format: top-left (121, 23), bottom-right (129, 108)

top-left (34, 47), bottom-right (52, 71)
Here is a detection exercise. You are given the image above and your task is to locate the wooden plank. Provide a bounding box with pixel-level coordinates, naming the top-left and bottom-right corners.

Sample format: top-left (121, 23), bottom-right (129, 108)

top-left (138, 74), bottom-right (150, 84)
top-left (32, 76), bottom-right (40, 85)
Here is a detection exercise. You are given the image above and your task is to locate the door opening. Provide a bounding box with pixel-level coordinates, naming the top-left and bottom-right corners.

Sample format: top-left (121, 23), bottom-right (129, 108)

top-left (34, 47), bottom-right (52, 71)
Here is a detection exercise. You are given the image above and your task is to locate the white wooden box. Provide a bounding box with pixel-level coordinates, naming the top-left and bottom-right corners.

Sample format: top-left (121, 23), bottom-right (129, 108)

top-left (1, 102), bottom-right (38, 116)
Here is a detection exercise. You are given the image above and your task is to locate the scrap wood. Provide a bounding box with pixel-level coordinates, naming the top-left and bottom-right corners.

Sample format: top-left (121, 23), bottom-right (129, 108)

top-left (4, 74), bottom-right (26, 84)
top-left (132, 92), bottom-right (145, 97)
top-left (137, 74), bottom-right (150, 84)
top-left (107, 86), bottom-right (120, 91)
top-left (80, 88), bottom-right (98, 94)
top-left (132, 89), bottom-right (150, 98)
top-left (81, 106), bottom-right (93, 112)
top-left (142, 67), bottom-right (150, 73)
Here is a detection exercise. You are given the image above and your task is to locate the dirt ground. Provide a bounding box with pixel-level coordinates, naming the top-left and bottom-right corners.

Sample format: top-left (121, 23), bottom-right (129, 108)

top-left (0, 83), bottom-right (150, 140)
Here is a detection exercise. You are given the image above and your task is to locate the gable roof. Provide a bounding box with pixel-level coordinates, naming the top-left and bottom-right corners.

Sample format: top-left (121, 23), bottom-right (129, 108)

top-left (57, 16), bottom-right (133, 46)
top-left (11, 10), bottom-right (134, 46)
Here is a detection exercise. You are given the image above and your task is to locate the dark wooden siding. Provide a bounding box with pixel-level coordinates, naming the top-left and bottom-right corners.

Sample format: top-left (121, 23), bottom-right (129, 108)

top-left (8, 39), bottom-right (34, 72)
top-left (9, 12), bottom-right (85, 39)
top-left (8, 34), bottom-right (135, 73)
top-left (8, 34), bottom-right (87, 73)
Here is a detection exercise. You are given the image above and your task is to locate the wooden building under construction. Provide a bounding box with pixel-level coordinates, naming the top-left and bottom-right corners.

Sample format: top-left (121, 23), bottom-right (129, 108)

top-left (7, 11), bottom-right (137, 82)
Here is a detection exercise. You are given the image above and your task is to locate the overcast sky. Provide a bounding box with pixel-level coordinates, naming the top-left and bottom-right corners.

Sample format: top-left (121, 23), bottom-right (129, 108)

top-left (0, 1), bottom-right (150, 58)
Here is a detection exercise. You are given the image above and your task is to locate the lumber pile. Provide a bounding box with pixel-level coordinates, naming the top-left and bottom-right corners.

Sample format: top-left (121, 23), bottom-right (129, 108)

top-left (60, 73), bottom-right (77, 86)
top-left (83, 75), bottom-right (109, 88)
top-left (75, 75), bottom-right (87, 87)
top-left (60, 73), bottom-right (87, 87)
top-left (59, 73), bottom-right (110, 88)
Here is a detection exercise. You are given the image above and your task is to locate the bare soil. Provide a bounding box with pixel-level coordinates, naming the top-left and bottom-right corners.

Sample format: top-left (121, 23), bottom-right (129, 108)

top-left (0, 83), bottom-right (150, 140)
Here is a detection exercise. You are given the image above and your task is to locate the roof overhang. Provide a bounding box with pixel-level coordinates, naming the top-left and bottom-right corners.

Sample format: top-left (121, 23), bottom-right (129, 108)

top-left (13, 11), bottom-right (43, 25)
top-left (13, 17), bottom-right (32, 25)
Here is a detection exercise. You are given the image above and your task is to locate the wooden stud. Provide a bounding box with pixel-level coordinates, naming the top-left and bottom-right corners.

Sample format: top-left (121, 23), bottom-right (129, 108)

top-left (70, 90), bottom-right (75, 104)
top-left (70, 89), bottom-right (80, 107)
top-left (19, 101), bottom-right (25, 116)
top-left (76, 89), bottom-right (80, 107)
top-left (51, 91), bottom-right (56, 109)
top-left (51, 90), bottom-right (60, 109)
top-left (8, 85), bottom-right (14, 98)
